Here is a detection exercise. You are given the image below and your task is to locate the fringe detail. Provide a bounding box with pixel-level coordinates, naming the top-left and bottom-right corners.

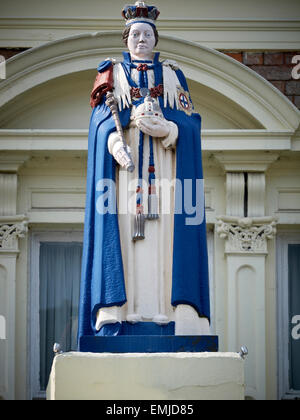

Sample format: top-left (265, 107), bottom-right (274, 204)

top-left (113, 63), bottom-right (132, 111)
top-left (163, 64), bottom-right (181, 110)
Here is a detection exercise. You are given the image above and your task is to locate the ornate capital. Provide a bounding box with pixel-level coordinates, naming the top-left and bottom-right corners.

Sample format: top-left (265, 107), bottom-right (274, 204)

top-left (0, 217), bottom-right (28, 253)
top-left (216, 216), bottom-right (277, 254)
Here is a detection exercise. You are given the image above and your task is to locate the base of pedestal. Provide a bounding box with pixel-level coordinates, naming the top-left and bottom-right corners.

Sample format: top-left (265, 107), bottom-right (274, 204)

top-left (79, 335), bottom-right (218, 353)
top-left (47, 352), bottom-right (245, 400)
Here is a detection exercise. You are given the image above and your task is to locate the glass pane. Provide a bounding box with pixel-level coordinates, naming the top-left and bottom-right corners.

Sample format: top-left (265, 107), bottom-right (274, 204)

top-left (39, 242), bottom-right (82, 391)
top-left (288, 244), bottom-right (300, 391)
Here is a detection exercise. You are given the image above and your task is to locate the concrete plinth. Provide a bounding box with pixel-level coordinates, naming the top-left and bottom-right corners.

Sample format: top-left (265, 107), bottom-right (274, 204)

top-left (47, 352), bottom-right (245, 400)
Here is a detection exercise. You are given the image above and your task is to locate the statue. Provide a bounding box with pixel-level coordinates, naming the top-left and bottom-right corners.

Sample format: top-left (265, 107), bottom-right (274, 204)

top-left (77, 2), bottom-right (211, 345)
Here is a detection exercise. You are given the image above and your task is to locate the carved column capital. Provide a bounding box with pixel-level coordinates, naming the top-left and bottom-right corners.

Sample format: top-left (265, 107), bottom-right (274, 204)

top-left (0, 216), bottom-right (28, 253)
top-left (216, 215), bottom-right (277, 254)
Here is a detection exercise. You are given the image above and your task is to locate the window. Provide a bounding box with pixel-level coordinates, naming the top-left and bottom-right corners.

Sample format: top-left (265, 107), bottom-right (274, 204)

top-left (288, 244), bottom-right (300, 392)
top-left (29, 232), bottom-right (83, 399)
top-left (277, 234), bottom-right (300, 400)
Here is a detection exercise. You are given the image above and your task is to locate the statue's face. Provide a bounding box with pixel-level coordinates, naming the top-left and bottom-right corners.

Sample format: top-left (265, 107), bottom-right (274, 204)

top-left (127, 22), bottom-right (156, 60)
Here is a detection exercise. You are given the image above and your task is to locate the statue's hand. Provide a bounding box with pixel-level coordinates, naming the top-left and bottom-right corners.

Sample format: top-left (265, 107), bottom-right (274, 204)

top-left (136, 117), bottom-right (170, 138)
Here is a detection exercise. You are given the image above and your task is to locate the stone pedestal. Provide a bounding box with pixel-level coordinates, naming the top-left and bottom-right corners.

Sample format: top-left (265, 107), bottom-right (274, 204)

top-left (79, 330), bottom-right (218, 353)
top-left (47, 352), bottom-right (245, 400)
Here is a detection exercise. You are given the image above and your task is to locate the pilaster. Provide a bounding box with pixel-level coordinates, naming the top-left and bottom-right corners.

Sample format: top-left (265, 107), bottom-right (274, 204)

top-left (226, 173), bottom-right (245, 217)
top-left (214, 152), bottom-right (278, 400)
top-left (0, 154), bottom-right (29, 400)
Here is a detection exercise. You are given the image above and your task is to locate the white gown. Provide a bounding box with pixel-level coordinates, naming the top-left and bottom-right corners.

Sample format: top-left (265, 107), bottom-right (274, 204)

top-left (110, 66), bottom-right (178, 324)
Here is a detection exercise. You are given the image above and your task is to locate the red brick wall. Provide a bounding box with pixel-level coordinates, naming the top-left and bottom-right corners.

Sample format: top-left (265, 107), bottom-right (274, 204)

top-left (222, 51), bottom-right (300, 110)
top-left (0, 48), bottom-right (28, 60)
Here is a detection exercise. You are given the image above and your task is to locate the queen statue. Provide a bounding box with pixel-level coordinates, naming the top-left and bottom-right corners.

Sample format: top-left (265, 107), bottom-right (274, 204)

top-left (77, 2), bottom-right (211, 344)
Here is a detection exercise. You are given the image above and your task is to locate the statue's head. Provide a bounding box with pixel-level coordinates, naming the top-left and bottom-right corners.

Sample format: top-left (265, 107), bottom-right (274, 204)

top-left (122, 2), bottom-right (160, 59)
top-left (124, 22), bottom-right (158, 60)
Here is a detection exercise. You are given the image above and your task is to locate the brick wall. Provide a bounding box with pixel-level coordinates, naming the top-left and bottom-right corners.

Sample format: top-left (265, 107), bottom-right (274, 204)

top-left (222, 51), bottom-right (300, 110)
top-left (0, 48), bottom-right (28, 60)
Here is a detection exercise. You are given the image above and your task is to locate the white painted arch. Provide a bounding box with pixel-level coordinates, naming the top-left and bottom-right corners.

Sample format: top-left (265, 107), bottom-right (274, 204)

top-left (0, 32), bottom-right (299, 132)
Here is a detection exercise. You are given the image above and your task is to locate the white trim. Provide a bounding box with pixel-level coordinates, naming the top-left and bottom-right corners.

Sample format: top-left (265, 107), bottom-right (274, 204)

top-left (126, 18), bottom-right (156, 26)
top-left (277, 232), bottom-right (300, 400)
top-left (0, 17), bottom-right (300, 49)
top-left (0, 129), bottom-right (296, 152)
top-left (28, 230), bottom-right (83, 400)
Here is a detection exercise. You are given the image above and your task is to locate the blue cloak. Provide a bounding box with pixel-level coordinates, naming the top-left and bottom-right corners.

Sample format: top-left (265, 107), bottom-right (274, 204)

top-left (77, 52), bottom-right (210, 341)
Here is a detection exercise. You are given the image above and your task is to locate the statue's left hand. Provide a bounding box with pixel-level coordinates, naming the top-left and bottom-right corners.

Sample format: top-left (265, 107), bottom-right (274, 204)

top-left (137, 117), bottom-right (170, 138)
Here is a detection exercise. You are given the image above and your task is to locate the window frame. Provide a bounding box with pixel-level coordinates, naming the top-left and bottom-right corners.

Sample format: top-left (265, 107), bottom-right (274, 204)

top-left (277, 232), bottom-right (300, 400)
top-left (28, 230), bottom-right (83, 400)
top-left (207, 229), bottom-right (215, 334)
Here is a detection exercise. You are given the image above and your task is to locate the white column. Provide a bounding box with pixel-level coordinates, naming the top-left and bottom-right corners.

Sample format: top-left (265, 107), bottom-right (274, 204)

top-left (0, 174), bottom-right (18, 216)
top-left (247, 173), bottom-right (266, 217)
top-left (214, 152), bottom-right (279, 399)
top-left (217, 215), bottom-right (276, 399)
top-left (0, 251), bottom-right (18, 400)
top-left (226, 254), bottom-right (265, 398)
top-left (0, 156), bottom-right (28, 400)
top-left (0, 216), bottom-right (28, 400)
top-left (226, 173), bottom-right (245, 217)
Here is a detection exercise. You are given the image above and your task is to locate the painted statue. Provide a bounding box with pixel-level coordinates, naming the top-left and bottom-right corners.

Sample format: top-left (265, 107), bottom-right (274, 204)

top-left (78, 2), bottom-right (211, 343)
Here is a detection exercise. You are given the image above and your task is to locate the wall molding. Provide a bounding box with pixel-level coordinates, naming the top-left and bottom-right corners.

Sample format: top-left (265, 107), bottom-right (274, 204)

top-left (0, 17), bottom-right (300, 49)
top-left (0, 129), bottom-right (296, 152)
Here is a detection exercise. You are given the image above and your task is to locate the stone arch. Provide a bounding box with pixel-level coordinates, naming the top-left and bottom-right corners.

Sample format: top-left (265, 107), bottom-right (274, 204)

top-left (0, 32), bottom-right (299, 131)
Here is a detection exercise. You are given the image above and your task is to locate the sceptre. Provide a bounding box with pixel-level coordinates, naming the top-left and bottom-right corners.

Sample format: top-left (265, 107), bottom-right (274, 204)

top-left (105, 91), bottom-right (135, 173)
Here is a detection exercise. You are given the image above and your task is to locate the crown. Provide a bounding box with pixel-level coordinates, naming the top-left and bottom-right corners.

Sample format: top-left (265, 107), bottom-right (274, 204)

top-left (122, 2), bottom-right (160, 27)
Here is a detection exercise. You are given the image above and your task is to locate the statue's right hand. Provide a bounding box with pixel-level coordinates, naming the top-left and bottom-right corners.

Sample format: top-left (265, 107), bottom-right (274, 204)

top-left (136, 117), bottom-right (170, 138)
top-left (108, 132), bottom-right (135, 172)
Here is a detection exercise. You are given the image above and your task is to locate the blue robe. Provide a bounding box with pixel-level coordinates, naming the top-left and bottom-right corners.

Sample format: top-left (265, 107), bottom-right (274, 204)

top-left (77, 52), bottom-right (210, 342)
